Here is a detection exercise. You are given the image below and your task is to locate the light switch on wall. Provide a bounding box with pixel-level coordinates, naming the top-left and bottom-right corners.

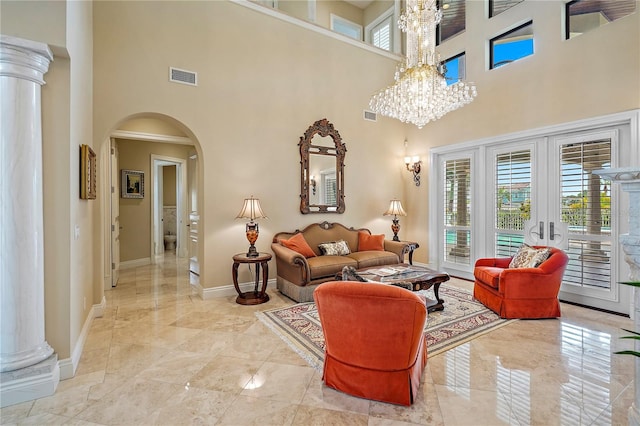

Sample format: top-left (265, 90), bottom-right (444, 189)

top-left (74, 225), bottom-right (80, 240)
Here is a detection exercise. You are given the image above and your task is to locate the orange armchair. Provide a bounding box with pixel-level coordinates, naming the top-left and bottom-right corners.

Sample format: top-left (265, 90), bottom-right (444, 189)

top-left (313, 281), bottom-right (427, 406)
top-left (473, 247), bottom-right (569, 319)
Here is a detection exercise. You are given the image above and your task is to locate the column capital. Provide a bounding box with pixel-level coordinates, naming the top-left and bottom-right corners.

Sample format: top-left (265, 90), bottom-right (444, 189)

top-left (0, 35), bottom-right (53, 85)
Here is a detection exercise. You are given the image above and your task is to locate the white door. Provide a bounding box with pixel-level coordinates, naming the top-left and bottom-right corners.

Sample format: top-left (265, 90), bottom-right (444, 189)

top-left (486, 131), bottom-right (629, 314)
top-left (188, 153), bottom-right (199, 275)
top-left (110, 139), bottom-right (120, 287)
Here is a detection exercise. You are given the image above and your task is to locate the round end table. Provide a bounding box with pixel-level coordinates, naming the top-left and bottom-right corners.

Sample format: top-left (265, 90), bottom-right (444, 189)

top-left (232, 252), bottom-right (272, 305)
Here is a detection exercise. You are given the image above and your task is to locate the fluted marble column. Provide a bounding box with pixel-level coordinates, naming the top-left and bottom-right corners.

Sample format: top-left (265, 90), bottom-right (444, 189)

top-left (594, 167), bottom-right (640, 426)
top-left (0, 35), bottom-right (57, 407)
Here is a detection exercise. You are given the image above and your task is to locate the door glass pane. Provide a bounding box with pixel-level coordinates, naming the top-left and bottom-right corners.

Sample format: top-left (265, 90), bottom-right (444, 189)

top-left (495, 150), bottom-right (531, 256)
top-left (560, 140), bottom-right (612, 289)
top-left (444, 158), bottom-right (471, 264)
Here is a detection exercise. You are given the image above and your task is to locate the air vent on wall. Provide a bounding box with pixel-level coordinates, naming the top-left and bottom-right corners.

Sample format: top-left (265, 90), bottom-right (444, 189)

top-left (169, 67), bottom-right (197, 86)
top-left (363, 110), bottom-right (377, 122)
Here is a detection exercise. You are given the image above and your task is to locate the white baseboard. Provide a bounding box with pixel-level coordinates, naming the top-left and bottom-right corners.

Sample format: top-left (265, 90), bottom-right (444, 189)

top-left (199, 278), bottom-right (276, 300)
top-left (58, 296), bottom-right (106, 381)
top-left (119, 258), bottom-right (151, 269)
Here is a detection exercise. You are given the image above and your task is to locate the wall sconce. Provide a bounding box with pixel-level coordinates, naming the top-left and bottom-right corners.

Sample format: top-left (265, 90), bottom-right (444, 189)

top-left (404, 156), bottom-right (422, 186)
top-left (310, 175), bottom-right (317, 195)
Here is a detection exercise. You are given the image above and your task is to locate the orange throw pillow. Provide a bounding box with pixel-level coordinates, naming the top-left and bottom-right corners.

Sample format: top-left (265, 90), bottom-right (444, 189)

top-left (281, 233), bottom-right (316, 258)
top-left (358, 231), bottom-right (385, 251)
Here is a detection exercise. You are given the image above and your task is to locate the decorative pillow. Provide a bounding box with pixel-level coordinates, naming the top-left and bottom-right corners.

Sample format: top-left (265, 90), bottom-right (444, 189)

top-left (280, 233), bottom-right (316, 258)
top-left (358, 231), bottom-right (385, 251)
top-left (318, 240), bottom-right (351, 256)
top-left (509, 244), bottom-right (552, 269)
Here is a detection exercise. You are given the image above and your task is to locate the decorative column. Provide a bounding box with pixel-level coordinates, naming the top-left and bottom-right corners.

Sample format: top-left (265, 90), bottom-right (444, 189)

top-left (0, 35), bottom-right (57, 407)
top-left (594, 167), bottom-right (640, 426)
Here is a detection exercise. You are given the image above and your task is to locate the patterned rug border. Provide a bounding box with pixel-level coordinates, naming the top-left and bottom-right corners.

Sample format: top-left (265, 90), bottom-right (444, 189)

top-left (256, 284), bottom-right (517, 372)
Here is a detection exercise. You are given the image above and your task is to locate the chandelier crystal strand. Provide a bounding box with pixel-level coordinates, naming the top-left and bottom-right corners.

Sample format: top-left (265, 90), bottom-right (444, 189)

top-left (370, 0), bottom-right (476, 129)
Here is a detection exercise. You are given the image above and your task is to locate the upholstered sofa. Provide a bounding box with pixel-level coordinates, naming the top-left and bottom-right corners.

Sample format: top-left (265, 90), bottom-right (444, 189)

top-left (271, 221), bottom-right (410, 302)
top-left (314, 281), bottom-right (428, 405)
top-left (473, 246), bottom-right (569, 319)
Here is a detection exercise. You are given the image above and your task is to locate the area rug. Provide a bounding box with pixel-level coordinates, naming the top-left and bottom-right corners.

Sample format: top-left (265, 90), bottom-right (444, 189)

top-left (256, 284), bottom-right (517, 371)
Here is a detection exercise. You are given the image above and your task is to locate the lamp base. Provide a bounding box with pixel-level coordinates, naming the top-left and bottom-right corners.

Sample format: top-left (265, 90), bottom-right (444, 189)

top-left (391, 218), bottom-right (400, 242)
top-left (246, 245), bottom-right (259, 257)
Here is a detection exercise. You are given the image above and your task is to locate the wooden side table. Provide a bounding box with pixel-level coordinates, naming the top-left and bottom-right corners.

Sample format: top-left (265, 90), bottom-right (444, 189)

top-left (232, 252), bottom-right (272, 305)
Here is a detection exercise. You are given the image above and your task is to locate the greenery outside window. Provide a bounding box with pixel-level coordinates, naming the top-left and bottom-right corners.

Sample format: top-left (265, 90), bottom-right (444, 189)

top-left (490, 21), bottom-right (534, 69)
top-left (566, 0), bottom-right (637, 40)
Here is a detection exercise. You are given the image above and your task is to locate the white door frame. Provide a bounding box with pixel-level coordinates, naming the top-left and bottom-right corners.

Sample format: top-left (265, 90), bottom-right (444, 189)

top-left (151, 154), bottom-right (188, 260)
top-left (430, 110), bottom-right (639, 314)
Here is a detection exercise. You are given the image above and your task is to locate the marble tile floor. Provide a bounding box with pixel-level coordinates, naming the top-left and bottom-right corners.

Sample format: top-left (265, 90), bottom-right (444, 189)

top-left (1, 253), bottom-right (637, 425)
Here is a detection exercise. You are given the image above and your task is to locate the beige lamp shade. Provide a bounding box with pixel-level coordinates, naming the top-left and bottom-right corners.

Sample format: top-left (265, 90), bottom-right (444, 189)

top-left (236, 196), bottom-right (268, 222)
top-left (383, 199), bottom-right (407, 217)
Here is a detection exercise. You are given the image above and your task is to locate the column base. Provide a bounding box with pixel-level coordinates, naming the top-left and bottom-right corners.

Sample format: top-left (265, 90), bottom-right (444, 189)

top-left (0, 354), bottom-right (59, 408)
top-left (629, 402), bottom-right (640, 426)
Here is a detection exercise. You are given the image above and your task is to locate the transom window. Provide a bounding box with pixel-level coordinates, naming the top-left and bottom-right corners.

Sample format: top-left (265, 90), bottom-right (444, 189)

top-left (490, 21), bottom-right (534, 69)
top-left (442, 52), bottom-right (468, 85)
top-left (489, 0), bottom-right (525, 18)
top-left (566, 0), bottom-right (637, 40)
top-left (330, 14), bottom-right (362, 41)
top-left (371, 14), bottom-right (392, 51)
top-left (437, 0), bottom-right (466, 44)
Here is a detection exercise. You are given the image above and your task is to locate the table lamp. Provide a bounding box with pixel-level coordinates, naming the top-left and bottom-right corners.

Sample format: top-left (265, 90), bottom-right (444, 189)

top-left (383, 199), bottom-right (407, 242)
top-left (236, 196), bottom-right (268, 257)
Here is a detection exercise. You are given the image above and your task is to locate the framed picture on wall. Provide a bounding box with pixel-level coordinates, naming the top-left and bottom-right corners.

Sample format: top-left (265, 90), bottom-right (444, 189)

top-left (80, 144), bottom-right (97, 200)
top-left (121, 169), bottom-right (144, 199)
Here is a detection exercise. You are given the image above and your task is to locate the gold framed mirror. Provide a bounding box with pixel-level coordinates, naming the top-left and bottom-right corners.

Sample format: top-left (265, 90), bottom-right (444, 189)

top-left (299, 118), bottom-right (346, 214)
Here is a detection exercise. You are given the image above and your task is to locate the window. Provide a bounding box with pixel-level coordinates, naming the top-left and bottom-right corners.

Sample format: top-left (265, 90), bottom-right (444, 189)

top-left (495, 150), bottom-right (531, 256)
top-left (330, 14), bottom-right (362, 41)
top-left (437, 0), bottom-right (465, 44)
top-left (490, 21), bottom-right (534, 69)
top-left (444, 158), bottom-right (471, 265)
top-left (442, 52), bottom-right (467, 85)
top-left (566, 0), bottom-right (637, 40)
top-left (489, 0), bottom-right (524, 18)
top-left (370, 15), bottom-right (392, 51)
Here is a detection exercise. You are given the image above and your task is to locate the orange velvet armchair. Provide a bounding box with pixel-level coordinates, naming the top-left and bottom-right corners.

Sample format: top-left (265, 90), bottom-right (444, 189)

top-left (313, 281), bottom-right (427, 406)
top-left (473, 247), bottom-right (569, 319)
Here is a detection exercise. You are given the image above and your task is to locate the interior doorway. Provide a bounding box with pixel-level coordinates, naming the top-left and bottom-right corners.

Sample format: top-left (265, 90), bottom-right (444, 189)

top-left (151, 155), bottom-right (188, 260)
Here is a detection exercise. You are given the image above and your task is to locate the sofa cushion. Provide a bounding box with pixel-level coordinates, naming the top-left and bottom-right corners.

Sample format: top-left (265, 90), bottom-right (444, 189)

top-left (318, 240), bottom-right (351, 256)
top-left (281, 233), bottom-right (316, 258)
top-left (474, 266), bottom-right (502, 289)
top-left (358, 231), bottom-right (385, 251)
top-left (308, 255), bottom-right (357, 280)
top-left (348, 251), bottom-right (400, 269)
top-left (509, 244), bottom-right (551, 269)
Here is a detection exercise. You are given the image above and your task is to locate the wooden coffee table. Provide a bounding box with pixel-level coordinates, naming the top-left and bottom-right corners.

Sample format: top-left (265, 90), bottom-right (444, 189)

top-left (356, 264), bottom-right (450, 313)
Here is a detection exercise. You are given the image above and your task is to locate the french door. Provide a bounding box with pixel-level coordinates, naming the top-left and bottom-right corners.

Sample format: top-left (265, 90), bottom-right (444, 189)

top-left (433, 116), bottom-right (636, 315)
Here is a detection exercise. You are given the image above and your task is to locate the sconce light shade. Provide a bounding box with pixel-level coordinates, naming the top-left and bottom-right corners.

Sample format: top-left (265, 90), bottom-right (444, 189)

top-left (236, 196), bottom-right (268, 257)
top-left (405, 156), bottom-right (422, 187)
top-left (383, 199), bottom-right (407, 241)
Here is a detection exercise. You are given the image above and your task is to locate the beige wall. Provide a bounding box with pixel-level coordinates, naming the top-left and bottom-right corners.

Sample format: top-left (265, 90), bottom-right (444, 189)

top-left (163, 166), bottom-right (177, 206)
top-left (401, 1), bottom-right (640, 260)
top-left (2, 0), bottom-right (637, 370)
top-left (93, 1), bottom-right (406, 288)
top-left (316, 1), bottom-right (364, 31)
top-left (116, 139), bottom-right (193, 262)
top-left (1, 0), bottom-right (95, 361)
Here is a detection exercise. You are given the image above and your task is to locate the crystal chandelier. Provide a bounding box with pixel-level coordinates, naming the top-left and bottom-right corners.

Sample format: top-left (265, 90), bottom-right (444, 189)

top-left (369, 0), bottom-right (477, 129)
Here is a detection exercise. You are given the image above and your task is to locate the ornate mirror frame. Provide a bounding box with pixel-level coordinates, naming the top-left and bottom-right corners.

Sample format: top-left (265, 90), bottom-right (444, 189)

top-left (299, 118), bottom-right (346, 214)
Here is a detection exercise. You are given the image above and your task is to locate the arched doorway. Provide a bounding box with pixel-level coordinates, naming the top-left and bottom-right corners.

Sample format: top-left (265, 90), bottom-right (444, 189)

top-left (101, 114), bottom-right (202, 289)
